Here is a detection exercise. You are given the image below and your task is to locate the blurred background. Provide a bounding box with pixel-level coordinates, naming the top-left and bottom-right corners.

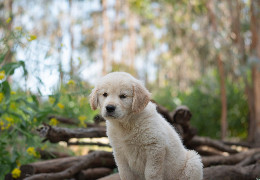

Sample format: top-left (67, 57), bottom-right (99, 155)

top-left (1, 0), bottom-right (260, 178)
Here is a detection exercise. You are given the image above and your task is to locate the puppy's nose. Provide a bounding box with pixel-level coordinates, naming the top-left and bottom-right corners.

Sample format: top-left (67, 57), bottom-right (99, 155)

top-left (106, 105), bottom-right (116, 112)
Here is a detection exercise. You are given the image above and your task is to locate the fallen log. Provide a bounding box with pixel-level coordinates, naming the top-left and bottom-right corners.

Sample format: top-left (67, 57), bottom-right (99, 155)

top-left (236, 152), bottom-right (260, 166)
top-left (202, 148), bottom-right (260, 167)
top-left (37, 124), bottom-right (107, 143)
top-left (48, 115), bottom-right (106, 127)
top-left (67, 141), bottom-right (111, 147)
top-left (195, 146), bottom-right (226, 156)
top-left (188, 136), bottom-right (239, 154)
top-left (76, 168), bottom-right (113, 180)
top-left (19, 151), bottom-right (115, 179)
top-left (203, 163), bottom-right (260, 180)
top-left (154, 102), bottom-right (197, 144)
top-left (97, 161), bottom-right (260, 180)
top-left (98, 173), bottom-right (121, 180)
top-left (24, 151), bottom-right (114, 180)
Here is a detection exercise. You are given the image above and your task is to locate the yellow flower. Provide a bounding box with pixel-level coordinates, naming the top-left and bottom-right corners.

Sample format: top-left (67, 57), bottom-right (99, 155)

top-left (50, 118), bottom-right (58, 126)
top-left (27, 35), bottom-right (37, 41)
top-left (0, 70), bottom-right (5, 80)
top-left (0, 121), bottom-right (4, 130)
top-left (11, 168), bottom-right (21, 179)
top-left (78, 115), bottom-right (86, 122)
top-left (57, 103), bottom-right (64, 109)
top-left (67, 80), bottom-right (75, 86)
top-left (11, 91), bottom-right (16, 95)
top-left (10, 102), bottom-right (16, 110)
top-left (5, 117), bottom-right (14, 124)
top-left (27, 147), bottom-right (37, 157)
top-left (48, 97), bottom-right (55, 105)
top-left (15, 26), bottom-right (22, 31)
top-left (6, 17), bottom-right (11, 24)
top-left (0, 93), bottom-right (4, 103)
top-left (78, 115), bottom-right (87, 128)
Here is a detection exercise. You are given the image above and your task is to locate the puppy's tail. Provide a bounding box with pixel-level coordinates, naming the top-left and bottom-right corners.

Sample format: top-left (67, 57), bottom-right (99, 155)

top-left (181, 150), bottom-right (203, 180)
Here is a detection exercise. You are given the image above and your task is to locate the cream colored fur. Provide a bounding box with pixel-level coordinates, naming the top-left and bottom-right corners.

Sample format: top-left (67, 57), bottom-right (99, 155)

top-left (89, 72), bottom-right (203, 180)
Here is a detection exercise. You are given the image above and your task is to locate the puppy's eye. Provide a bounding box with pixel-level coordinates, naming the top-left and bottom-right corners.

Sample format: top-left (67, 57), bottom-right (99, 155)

top-left (119, 94), bottom-right (127, 99)
top-left (103, 92), bottom-right (108, 97)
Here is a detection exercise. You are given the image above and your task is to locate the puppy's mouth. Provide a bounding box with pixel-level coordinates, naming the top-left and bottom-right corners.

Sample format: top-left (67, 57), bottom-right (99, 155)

top-left (104, 112), bottom-right (118, 119)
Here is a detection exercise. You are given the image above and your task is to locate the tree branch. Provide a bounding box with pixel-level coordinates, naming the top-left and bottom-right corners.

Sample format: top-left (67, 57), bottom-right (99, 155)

top-left (24, 151), bottom-right (114, 180)
top-left (37, 124), bottom-right (107, 143)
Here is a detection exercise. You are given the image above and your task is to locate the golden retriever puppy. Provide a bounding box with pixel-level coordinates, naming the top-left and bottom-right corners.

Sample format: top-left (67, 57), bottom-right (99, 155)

top-left (89, 72), bottom-right (203, 180)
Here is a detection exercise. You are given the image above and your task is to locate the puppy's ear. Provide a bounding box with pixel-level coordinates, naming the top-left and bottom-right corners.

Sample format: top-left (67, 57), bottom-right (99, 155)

top-left (89, 87), bottom-right (98, 110)
top-left (132, 82), bottom-right (151, 113)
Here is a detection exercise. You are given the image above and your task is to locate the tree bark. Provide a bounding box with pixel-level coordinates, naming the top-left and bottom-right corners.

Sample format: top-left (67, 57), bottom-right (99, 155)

top-left (69, 0), bottom-right (75, 78)
top-left (206, 0), bottom-right (228, 140)
top-left (188, 136), bottom-right (238, 154)
top-left (102, 0), bottom-right (110, 75)
top-left (37, 124), bottom-right (107, 143)
top-left (249, 0), bottom-right (260, 145)
top-left (3, 0), bottom-right (13, 65)
top-left (203, 163), bottom-right (260, 180)
top-left (24, 151), bottom-right (114, 180)
top-left (76, 168), bottom-right (113, 180)
top-left (99, 163), bottom-right (260, 180)
top-left (217, 55), bottom-right (228, 140)
top-left (202, 148), bottom-right (260, 167)
top-left (128, 10), bottom-right (136, 70)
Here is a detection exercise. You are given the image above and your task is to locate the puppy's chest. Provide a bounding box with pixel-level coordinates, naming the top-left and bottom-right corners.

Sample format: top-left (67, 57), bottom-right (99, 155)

top-left (109, 129), bottom-right (147, 172)
top-left (121, 140), bottom-right (147, 174)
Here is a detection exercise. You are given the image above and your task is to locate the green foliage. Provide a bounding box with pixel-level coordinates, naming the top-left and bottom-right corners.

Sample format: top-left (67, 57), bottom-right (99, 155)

top-left (179, 74), bottom-right (248, 139)
top-left (153, 72), bottom-right (249, 139)
top-left (153, 85), bottom-right (177, 111)
top-left (0, 35), bottom-right (96, 179)
top-left (0, 65), bottom-right (43, 178)
top-left (129, 0), bottom-right (154, 19)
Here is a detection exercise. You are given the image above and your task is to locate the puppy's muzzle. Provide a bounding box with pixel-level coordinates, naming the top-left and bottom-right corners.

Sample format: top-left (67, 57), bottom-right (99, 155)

top-left (106, 105), bottom-right (116, 113)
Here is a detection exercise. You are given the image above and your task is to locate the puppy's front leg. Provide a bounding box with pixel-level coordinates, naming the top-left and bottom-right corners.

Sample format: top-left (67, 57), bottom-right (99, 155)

top-left (114, 152), bottom-right (137, 180)
top-left (144, 148), bottom-right (166, 180)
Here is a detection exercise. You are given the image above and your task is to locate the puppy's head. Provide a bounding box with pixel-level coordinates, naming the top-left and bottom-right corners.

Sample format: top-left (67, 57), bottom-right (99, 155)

top-left (89, 72), bottom-right (150, 121)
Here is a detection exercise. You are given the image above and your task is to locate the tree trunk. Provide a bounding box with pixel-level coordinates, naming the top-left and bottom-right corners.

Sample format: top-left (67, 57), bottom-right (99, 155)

top-left (102, 0), bottom-right (110, 75)
top-left (69, 0), bottom-right (74, 78)
top-left (111, 0), bottom-right (120, 63)
top-left (206, 0), bottom-right (228, 140)
top-left (3, 0), bottom-right (13, 66)
top-left (217, 55), bottom-right (228, 139)
top-left (249, 0), bottom-right (260, 145)
top-left (128, 11), bottom-right (136, 70)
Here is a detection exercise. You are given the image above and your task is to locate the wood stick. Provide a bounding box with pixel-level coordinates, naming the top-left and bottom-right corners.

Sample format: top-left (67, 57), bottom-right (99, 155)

top-left (76, 168), bottom-right (113, 180)
top-left (37, 124), bottom-right (107, 143)
top-left (203, 163), bottom-right (260, 180)
top-left (189, 136), bottom-right (239, 154)
top-left (67, 141), bottom-right (111, 147)
top-left (202, 148), bottom-right (260, 167)
top-left (20, 151), bottom-right (115, 179)
top-left (24, 151), bottom-right (114, 180)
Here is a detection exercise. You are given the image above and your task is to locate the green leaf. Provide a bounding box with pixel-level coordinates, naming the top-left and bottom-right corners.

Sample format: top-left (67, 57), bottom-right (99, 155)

top-left (1, 61), bottom-right (27, 77)
top-left (1, 81), bottom-right (11, 103)
top-left (0, 52), bottom-right (6, 64)
top-left (31, 95), bottom-right (39, 108)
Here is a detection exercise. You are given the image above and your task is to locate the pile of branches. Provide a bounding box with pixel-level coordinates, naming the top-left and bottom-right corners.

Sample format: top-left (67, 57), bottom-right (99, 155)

top-left (5, 103), bottom-right (260, 180)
